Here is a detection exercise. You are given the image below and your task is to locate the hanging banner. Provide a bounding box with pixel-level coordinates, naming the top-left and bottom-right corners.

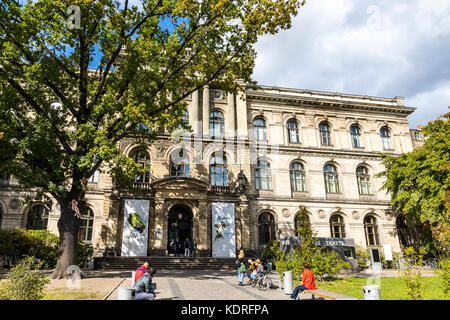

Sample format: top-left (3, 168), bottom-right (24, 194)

top-left (121, 199), bottom-right (150, 256)
top-left (212, 202), bottom-right (236, 258)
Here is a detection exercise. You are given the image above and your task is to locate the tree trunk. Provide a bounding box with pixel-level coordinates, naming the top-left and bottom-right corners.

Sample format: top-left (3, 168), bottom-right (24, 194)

top-left (50, 199), bottom-right (81, 279)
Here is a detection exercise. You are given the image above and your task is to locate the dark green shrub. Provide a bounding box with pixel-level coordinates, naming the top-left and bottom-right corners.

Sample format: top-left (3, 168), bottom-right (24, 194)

top-left (262, 240), bottom-right (280, 261)
top-left (0, 228), bottom-right (93, 269)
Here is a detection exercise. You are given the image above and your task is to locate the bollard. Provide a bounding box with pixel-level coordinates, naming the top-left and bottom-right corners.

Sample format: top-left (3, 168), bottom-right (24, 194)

top-left (283, 271), bottom-right (293, 295)
top-left (363, 285), bottom-right (380, 300)
top-left (117, 287), bottom-right (136, 300)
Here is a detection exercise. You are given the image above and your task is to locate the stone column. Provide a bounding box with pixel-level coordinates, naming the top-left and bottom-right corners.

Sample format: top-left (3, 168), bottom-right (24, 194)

top-left (202, 86), bottom-right (210, 137)
top-left (190, 90), bottom-right (200, 136)
top-left (226, 92), bottom-right (235, 139)
top-left (198, 200), bottom-right (209, 255)
top-left (236, 89), bottom-right (248, 139)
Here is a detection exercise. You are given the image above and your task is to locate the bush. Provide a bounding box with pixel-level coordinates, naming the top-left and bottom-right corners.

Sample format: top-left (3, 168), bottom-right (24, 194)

top-left (262, 240), bottom-right (280, 261)
top-left (0, 256), bottom-right (50, 300)
top-left (311, 249), bottom-right (351, 281)
top-left (355, 246), bottom-right (370, 270)
top-left (437, 256), bottom-right (450, 300)
top-left (0, 228), bottom-right (93, 269)
top-left (400, 246), bottom-right (426, 300)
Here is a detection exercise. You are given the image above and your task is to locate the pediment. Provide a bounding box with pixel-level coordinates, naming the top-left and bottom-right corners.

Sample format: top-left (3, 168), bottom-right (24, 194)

top-left (151, 177), bottom-right (210, 191)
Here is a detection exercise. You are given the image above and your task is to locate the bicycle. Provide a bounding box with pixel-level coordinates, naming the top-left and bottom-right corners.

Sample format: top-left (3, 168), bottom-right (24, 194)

top-left (256, 270), bottom-right (273, 291)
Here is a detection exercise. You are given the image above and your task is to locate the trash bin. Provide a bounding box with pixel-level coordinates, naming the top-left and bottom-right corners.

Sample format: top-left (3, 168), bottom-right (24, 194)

top-left (283, 271), bottom-right (293, 295)
top-left (363, 285), bottom-right (380, 300)
top-left (117, 287), bottom-right (136, 300)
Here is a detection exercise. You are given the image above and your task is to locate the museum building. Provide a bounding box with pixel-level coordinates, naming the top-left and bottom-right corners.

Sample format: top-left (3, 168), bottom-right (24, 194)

top-left (0, 84), bottom-right (425, 259)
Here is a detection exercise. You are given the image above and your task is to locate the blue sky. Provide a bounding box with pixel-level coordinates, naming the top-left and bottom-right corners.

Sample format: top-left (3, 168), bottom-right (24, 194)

top-left (252, 0), bottom-right (450, 128)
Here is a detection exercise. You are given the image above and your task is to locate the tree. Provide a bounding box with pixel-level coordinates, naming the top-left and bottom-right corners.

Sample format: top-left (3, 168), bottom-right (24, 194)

top-left (379, 112), bottom-right (450, 254)
top-left (0, 0), bottom-right (305, 278)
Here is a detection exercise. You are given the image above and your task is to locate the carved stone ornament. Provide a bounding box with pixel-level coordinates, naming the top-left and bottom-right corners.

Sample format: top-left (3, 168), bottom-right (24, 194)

top-left (318, 210), bottom-right (326, 219)
top-left (9, 198), bottom-right (20, 210)
top-left (385, 211), bottom-right (393, 221)
top-left (352, 211), bottom-right (360, 220)
top-left (282, 208), bottom-right (290, 218)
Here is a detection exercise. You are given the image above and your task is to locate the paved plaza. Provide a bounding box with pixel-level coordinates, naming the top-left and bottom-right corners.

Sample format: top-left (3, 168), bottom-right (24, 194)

top-left (44, 269), bottom-right (306, 300)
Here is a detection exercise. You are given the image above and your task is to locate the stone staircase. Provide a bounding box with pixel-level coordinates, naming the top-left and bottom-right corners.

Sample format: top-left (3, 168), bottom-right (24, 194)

top-left (94, 256), bottom-right (237, 271)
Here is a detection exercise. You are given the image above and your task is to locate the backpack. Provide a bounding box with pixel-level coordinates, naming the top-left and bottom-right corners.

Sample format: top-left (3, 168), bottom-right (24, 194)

top-left (239, 262), bottom-right (246, 273)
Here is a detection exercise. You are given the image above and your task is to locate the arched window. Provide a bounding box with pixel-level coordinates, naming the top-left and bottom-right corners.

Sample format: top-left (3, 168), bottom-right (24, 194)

top-left (170, 148), bottom-right (190, 177)
top-left (319, 122), bottom-right (331, 145)
top-left (210, 153), bottom-right (228, 186)
top-left (364, 215), bottom-right (380, 246)
top-left (324, 164), bottom-right (339, 193)
top-left (258, 212), bottom-right (276, 246)
top-left (26, 204), bottom-right (49, 230)
top-left (79, 208), bottom-right (94, 242)
top-left (255, 160), bottom-right (272, 190)
top-left (356, 166), bottom-right (371, 195)
top-left (0, 205), bottom-right (3, 229)
top-left (253, 118), bottom-right (267, 141)
top-left (380, 126), bottom-right (392, 150)
top-left (287, 120), bottom-right (300, 143)
top-left (350, 124), bottom-right (362, 148)
top-left (330, 214), bottom-right (346, 238)
top-left (130, 149), bottom-right (151, 183)
top-left (290, 162), bottom-right (306, 192)
top-left (209, 110), bottom-right (224, 138)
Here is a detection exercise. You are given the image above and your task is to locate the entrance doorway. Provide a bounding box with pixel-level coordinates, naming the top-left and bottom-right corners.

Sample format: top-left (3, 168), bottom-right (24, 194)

top-left (167, 204), bottom-right (193, 256)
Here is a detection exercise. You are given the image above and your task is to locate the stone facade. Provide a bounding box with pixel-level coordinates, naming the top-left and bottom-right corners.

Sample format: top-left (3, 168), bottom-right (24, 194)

top-left (0, 84), bottom-right (418, 258)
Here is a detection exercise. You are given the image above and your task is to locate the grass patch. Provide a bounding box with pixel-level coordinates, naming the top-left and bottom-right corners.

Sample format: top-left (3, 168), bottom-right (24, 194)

top-left (312, 276), bottom-right (443, 300)
top-left (43, 289), bottom-right (103, 300)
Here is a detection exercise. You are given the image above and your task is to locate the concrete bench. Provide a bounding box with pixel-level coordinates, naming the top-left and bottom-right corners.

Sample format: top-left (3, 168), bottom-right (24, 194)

top-left (301, 289), bottom-right (357, 300)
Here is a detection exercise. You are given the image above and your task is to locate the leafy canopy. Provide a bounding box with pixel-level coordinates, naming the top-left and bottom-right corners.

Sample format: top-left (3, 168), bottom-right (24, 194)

top-left (379, 112), bottom-right (450, 250)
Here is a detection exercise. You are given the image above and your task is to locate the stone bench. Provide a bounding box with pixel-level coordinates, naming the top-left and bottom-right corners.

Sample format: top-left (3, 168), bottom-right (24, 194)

top-left (301, 289), bottom-right (357, 300)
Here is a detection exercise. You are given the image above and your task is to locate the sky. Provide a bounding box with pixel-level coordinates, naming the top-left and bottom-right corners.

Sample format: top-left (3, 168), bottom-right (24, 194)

top-left (252, 0), bottom-right (450, 128)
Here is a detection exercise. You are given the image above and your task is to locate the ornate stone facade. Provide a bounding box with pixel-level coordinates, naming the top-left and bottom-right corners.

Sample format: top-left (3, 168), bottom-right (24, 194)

top-left (0, 84), bottom-right (418, 257)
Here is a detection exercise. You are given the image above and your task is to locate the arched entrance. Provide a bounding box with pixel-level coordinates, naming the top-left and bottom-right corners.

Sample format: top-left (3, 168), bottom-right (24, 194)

top-left (167, 204), bottom-right (193, 255)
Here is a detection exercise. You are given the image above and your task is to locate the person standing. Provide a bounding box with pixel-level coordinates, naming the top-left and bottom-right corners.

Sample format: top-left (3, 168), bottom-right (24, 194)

top-left (169, 238), bottom-right (175, 256)
top-left (175, 238), bottom-right (180, 257)
top-left (290, 263), bottom-right (316, 300)
top-left (190, 239), bottom-right (197, 258)
top-left (184, 238), bottom-right (191, 257)
top-left (236, 249), bottom-right (246, 286)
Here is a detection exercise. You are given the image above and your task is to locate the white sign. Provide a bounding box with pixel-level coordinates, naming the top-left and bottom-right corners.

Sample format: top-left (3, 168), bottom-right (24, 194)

top-left (212, 202), bottom-right (236, 258)
top-left (121, 199), bottom-right (150, 256)
top-left (383, 243), bottom-right (393, 261)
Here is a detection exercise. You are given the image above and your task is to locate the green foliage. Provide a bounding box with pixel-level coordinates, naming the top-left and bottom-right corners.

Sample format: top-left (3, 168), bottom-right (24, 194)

top-left (355, 246), bottom-right (370, 270)
top-left (273, 205), bottom-right (350, 282)
top-left (311, 249), bottom-right (351, 281)
top-left (400, 246), bottom-right (427, 300)
top-left (379, 113), bottom-right (450, 254)
top-left (0, 256), bottom-right (50, 300)
top-left (437, 256), bottom-right (450, 300)
top-left (0, 228), bottom-right (92, 269)
top-left (261, 239), bottom-right (280, 261)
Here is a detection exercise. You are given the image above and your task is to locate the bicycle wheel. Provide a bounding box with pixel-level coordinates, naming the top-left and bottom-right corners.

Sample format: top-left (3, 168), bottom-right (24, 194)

top-left (251, 276), bottom-right (259, 287)
top-left (258, 276), bottom-right (272, 291)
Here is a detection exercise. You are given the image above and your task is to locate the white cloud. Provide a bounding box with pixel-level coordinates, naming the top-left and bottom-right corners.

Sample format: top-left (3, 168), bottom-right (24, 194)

top-left (253, 0), bottom-right (450, 127)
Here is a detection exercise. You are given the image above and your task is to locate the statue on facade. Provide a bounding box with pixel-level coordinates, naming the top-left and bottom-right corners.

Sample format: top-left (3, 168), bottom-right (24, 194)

top-left (234, 170), bottom-right (248, 194)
